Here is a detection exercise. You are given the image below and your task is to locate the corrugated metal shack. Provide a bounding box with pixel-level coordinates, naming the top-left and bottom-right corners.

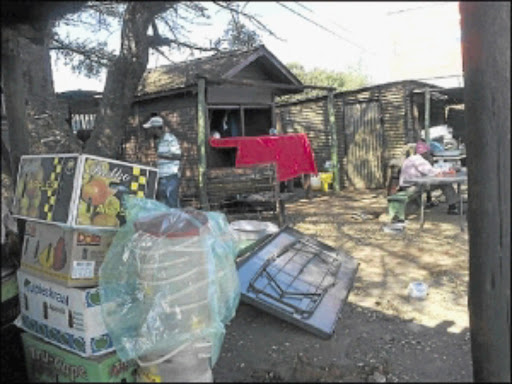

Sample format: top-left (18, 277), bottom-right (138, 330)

top-left (276, 80), bottom-right (454, 189)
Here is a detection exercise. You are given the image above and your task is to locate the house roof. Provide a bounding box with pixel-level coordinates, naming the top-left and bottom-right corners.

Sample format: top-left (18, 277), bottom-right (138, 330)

top-left (277, 79), bottom-right (445, 106)
top-left (136, 45), bottom-right (304, 97)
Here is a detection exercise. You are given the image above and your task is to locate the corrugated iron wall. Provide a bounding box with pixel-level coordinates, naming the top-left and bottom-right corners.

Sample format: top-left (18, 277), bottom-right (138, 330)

top-left (276, 81), bottom-right (428, 189)
top-left (277, 98), bottom-right (344, 178)
top-left (343, 101), bottom-right (383, 189)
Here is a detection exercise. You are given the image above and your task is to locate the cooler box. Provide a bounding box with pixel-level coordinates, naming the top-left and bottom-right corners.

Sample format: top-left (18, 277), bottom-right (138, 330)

top-left (12, 154), bottom-right (158, 229)
top-left (21, 332), bottom-right (138, 382)
top-left (20, 221), bottom-right (116, 287)
top-left (16, 270), bottom-right (114, 357)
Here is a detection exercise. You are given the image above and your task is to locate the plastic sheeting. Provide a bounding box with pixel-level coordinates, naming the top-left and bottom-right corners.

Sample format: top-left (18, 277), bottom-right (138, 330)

top-left (98, 196), bottom-right (240, 365)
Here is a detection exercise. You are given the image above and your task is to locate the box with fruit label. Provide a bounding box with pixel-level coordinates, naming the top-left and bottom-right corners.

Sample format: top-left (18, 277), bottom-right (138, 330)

top-left (12, 154), bottom-right (158, 229)
top-left (20, 221), bottom-right (116, 288)
top-left (21, 332), bottom-right (138, 382)
top-left (16, 270), bottom-right (114, 357)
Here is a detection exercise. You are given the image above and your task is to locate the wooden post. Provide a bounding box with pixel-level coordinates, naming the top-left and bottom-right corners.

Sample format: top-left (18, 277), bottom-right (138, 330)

top-left (197, 77), bottom-right (209, 209)
top-left (328, 90), bottom-right (340, 192)
top-left (240, 107), bottom-right (245, 136)
top-left (461, 2), bottom-right (510, 382)
top-left (424, 88), bottom-right (431, 144)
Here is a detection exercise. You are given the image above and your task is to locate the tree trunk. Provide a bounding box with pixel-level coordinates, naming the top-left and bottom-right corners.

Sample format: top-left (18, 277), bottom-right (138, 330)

top-left (2, 22), bottom-right (82, 182)
top-left (84, 2), bottom-right (176, 158)
top-left (460, 2), bottom-right (511, 382)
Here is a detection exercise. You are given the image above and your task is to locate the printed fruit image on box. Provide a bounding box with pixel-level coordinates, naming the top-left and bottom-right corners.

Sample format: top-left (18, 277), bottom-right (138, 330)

top-left (12, 154), bottom-right (158, 229)
top-left (76, 157), bottom-right (157, 228)
top-left (21, 222), bottom-right (116, 287)
top-left (12, 155), bottom-right (79, 223)
top-left (16, 270), bottom-right (114, 357)
top-left (22, 332), bottom-right (138, 382)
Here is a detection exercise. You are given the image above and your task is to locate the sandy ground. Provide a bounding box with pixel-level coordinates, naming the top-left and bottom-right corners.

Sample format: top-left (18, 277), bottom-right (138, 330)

top-left (213, 188), bottom-right (472, 382)
top-left (1, 188), bottom-right (472, 382)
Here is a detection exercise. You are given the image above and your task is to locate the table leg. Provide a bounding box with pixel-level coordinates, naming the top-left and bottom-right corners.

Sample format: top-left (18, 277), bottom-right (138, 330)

top-left (419, 185), bottom-right (425, 229)
top-left (458, 182), bottom-right (464, 232)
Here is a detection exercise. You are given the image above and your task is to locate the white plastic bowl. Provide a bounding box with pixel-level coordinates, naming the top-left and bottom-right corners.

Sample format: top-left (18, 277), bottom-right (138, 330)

top-left (407, 281), bottom-right (428, 299)
top-left (229, 220), bottom-right (278, 241)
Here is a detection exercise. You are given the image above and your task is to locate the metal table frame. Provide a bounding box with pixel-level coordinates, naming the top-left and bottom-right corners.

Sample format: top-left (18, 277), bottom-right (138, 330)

top-left (407, 173), bottom-right (468, 231)
top-left (432, 155), bottom-right (467, 163)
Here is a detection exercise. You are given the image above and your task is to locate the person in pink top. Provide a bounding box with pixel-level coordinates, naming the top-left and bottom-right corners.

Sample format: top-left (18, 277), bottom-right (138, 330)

top-left (399, 140), bottom-right (461, 215)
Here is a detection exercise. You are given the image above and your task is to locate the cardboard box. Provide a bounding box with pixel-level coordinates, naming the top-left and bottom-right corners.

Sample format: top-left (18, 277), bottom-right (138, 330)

top-left (16, 270), bottom-right (114, 357)
top-left (12, 154), bottom-right (158, 229)
top-left (21, 332), bottom-right (138, 382)
top-left (20, 221), bottom-right (116, 287)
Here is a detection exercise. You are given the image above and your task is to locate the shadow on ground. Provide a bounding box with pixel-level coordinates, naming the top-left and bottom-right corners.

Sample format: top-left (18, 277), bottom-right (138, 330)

top-left (213, 301), bottom-right (472, 382)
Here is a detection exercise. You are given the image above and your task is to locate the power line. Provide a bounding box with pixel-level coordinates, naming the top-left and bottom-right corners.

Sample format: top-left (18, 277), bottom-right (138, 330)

top-left (294, 2), bottom-right (354, 35)
top-left (386, 2), bottom-right (453, 16)
top-left (275, 2), bottom-right (369, 53)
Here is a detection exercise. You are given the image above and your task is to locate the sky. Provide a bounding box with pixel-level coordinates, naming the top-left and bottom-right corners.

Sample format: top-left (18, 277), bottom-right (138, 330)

top-left (51, 1), bottom-right (463, 93)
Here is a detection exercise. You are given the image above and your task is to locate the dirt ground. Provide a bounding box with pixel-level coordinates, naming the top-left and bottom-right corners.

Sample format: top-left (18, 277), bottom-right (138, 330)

top-left (213, 188), bottom-right (472, 382)
top-left (1, 188), bottom-right (472, 382)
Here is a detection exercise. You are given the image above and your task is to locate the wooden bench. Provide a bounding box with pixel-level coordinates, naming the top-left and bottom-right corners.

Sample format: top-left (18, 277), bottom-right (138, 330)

top-left (387, 189), bottom-right (421, 222)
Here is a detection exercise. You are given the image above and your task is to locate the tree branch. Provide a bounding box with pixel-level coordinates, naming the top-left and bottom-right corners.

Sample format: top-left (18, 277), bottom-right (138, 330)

top-left (212, 1), bottom-right (283, 41)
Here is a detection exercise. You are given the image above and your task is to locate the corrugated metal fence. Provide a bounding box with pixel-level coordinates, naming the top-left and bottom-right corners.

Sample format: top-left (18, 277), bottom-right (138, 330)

top-left (343, 101), bottom-right (384, 189)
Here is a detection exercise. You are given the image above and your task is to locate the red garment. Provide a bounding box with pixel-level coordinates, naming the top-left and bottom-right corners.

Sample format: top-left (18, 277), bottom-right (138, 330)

top-left (209, 134), bottom-right (318, 182)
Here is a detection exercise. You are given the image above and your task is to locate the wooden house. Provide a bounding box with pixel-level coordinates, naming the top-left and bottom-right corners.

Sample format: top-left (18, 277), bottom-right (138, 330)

top-left (119, 45), bottom-right (305, 222)
top-left (276, 80), bottom-right (457, 189)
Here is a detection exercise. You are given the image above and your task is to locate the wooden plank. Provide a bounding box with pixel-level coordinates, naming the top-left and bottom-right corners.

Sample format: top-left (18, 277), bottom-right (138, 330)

top-left (197, 78), bottom-right (208, 209)
top-left (328, 90), bottom-right (339, 192)
top-left (207, 84), bottom-right (273, 104)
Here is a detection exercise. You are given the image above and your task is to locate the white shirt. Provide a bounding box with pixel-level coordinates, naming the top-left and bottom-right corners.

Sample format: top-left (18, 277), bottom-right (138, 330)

top-left (156, 132), bottom-right (181, 177)
top-left (399, 154), bottom-right (440, 187)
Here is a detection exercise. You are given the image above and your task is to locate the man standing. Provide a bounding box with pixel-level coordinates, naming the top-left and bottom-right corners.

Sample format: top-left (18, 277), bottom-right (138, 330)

top-left (399, 140), bottom-right (461, 215)
top-left (143, 113), bottom-right (182, 208)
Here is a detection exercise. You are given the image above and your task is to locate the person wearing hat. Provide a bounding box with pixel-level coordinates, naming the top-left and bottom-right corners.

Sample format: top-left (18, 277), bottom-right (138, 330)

top-left (398, 140), bottom-right (461, 215)
top-left (143, 113), bottom-right (182, 208)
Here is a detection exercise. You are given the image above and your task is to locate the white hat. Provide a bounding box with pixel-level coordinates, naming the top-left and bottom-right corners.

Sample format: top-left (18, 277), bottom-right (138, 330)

top-left (143, 116), bottom-right (164, 129)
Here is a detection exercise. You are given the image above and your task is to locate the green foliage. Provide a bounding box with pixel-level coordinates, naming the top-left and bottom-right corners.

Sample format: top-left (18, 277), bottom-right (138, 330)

top-left (50, 2), bottom-right (125, 78)
top-left (279, 62), bottom-right (370, 103)
top-left (49, 2), bottom-right (270, 78)
top-left (212, 2), bottom-right (262, 50)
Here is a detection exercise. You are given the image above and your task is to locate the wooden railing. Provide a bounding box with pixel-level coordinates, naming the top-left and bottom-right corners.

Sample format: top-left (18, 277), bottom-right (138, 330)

top-left (206, 164), bottom-right (285, 226)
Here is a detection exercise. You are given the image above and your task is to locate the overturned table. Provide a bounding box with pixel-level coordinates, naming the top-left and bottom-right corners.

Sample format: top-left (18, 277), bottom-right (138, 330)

top-left (406, 171), bottom-right (468, 231)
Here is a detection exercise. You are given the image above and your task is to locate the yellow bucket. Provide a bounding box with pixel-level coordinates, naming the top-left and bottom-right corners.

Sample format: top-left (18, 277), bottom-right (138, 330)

top-left (319, 172), bottom-right (333, 192)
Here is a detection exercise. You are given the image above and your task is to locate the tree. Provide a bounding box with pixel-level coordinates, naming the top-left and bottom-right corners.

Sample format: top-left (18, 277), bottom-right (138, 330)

top-left (1, 1), bottom-right (271, 187)
top-left (83, 2), bottom-right (177, 158)
top-left (279, 62), bottom-right (370, 102)
top-left (213, 2), bottom-right (261, 50)
top-left (2, 1), bottom-right (86, 183)
top-left (460, 2), bottom-right (510, 382)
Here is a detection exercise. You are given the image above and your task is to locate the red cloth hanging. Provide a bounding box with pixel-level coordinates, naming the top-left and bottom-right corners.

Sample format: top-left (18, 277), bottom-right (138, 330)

top-left (209, 134), bottom-right (318, 182)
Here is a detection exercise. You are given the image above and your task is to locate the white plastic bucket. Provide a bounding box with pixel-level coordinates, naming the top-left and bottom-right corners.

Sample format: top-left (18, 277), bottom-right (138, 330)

top-left (137, 340), bottom-right (213, 382)
top-left (310, 175), bottom-right (322, 191)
